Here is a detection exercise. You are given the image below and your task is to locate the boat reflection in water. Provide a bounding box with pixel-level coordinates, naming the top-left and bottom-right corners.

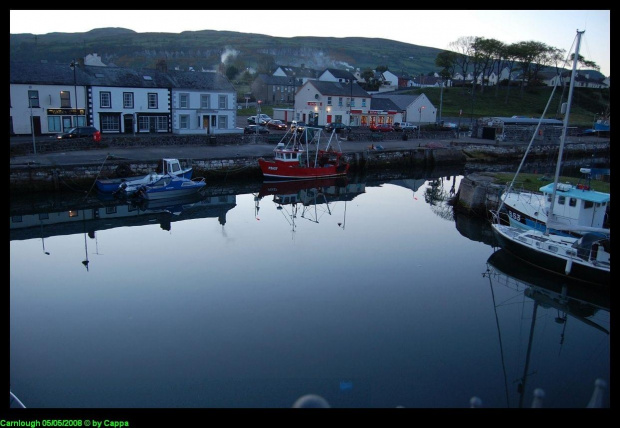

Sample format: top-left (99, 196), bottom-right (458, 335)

top-left (482, 248), bottom-right (609, 408)
top-left (254, 177), bottom-right (366, 234)
top-left (9, 190), bottom-right (238, 269)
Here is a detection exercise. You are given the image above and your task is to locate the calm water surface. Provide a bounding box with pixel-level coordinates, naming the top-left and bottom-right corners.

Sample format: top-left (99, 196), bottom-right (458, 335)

top-left (9, 171), bottom-right (610, 409)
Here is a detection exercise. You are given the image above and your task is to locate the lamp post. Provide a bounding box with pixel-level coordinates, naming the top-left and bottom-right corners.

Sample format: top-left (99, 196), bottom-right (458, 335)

top-left (70, 60), bottom-right (78, 127)
top-left (418, 106), bottom-right (425, 138)
top-left (29, 95), bottom-right (37, 156)
top-left (438, 79), bottom-right (444, 125)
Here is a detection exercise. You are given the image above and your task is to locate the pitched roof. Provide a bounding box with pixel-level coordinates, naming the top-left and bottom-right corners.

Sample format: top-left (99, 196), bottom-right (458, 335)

top-left (369, 97), bottom-right (401, 112)
top-left (257, 74), bottom-right (302, 86)
top-left (275, 65), bottom-right (319, 79)
top-left (308, 81), bottom-right (369, 97)
top-left (321, 68), bottom-right (357, 80)
top-left (10, 61), bottom-right (235, 91)
top-left (371, 94), bottom-right (421, 110)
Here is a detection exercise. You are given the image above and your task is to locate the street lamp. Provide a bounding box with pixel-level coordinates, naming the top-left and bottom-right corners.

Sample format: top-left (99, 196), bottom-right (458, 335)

top-left (418, 106), bottom-right (425, 138)
top-left (29, 95), bottom-right (37, 156)
top-left (70, 59), bottom-right (78, 110)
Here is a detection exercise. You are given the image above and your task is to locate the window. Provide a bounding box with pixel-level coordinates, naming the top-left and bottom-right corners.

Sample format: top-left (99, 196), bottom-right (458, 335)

top-left (101, 114), bottom-right (120, 132)
top-left (180, 114), bottom-right (190, 129)
top-left (584, 201), bottom-right (594, 209)
top-left (569, 198), bottom-right (577, 207)
top-left (362, 98), bottom-right (367, 107)
top-left (39, 213), bottom-right (49, 220)
top-left (201, 95), bottom-right (210, 109)
top-left (338, 97), bottom-right (343, 107)
top-left (179, 93), bottom-right (189, 109)
top-left (48, 116), bottom-right (61, 132)
top-left (558, 196), bottom-right (565, 205)
top-left (218, 115), bottom-right (227, 129)
top-left (148, 93), bottom-right (158, 109)
top-left (123, 92), bottom-right (134, 109)
top-left (350, 98), bottom-right (355, 107)
top-left (327, 97), bottom-right (332, 105)
top-left (138, 115), bottom-right (168, 132)
top-left (60, 91), bottom-right (71, 108)
top-left (100, 92), bottom-right (111, 108)
top-left (28, 90), bottom-right (39, 107)
top-left (218, 95), bottom-right (227, 109)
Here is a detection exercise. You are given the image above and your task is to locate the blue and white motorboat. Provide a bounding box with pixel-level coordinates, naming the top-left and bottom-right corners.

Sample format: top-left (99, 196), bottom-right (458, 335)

top-left (132, 175), bottom-right (206, 200)
top-left (96, 158), bottom-right (193, 194)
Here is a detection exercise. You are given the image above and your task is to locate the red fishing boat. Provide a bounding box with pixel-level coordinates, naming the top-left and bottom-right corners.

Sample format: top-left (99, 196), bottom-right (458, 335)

top-left (258, 127), bottom-right (349, 180)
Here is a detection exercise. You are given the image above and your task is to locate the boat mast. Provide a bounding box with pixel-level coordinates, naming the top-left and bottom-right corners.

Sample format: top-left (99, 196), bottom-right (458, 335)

top-left (547, 30), bottom-right (584, 235)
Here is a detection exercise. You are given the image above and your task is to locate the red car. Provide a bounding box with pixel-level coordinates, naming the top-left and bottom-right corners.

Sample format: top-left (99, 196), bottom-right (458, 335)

top-left (370, 123), bottom-right (394, 132)
top-left (266, 120), bottom-right (287, 130)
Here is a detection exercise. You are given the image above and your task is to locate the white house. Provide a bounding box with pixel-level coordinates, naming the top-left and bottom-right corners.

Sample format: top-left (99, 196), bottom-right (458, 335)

top-left (371, 93), bottom-right (437, 124)
top-left (10, 61), bottom-right (88, 136)
top-left (167, 69), bottom-right (239, 135)
top-left (294, 80), bottom-right (371, 127)
top-left (318, 68), bottom-right (357, 83)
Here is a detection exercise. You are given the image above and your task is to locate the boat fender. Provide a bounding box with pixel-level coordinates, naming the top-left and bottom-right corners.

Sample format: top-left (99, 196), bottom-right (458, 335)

top-left (565, 258), bottom-right (573, 275)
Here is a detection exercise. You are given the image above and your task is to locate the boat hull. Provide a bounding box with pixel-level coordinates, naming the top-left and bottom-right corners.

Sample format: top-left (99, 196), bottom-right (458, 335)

top-left (96, 169), bottom-right (193, 193)
top-left (492, 225), bottom-right (609, 286)
top-left (258, 159), bottom-right (349, 180)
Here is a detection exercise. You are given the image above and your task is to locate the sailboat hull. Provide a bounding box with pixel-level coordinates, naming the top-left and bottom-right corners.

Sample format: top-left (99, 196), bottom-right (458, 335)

top-left (492, 224), bottom-right (610, 286)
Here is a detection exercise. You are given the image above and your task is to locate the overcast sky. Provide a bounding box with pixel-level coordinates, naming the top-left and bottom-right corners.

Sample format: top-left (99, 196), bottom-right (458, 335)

top-left (10, 10), bottom-right (610, 76)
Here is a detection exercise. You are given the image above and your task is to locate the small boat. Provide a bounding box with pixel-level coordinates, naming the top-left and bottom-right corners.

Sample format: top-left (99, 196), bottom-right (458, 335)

top-left (258, 127), bottom-right (349, 180)
top-left (490, 30), bottom-right (610, 287)
top-left (500, 167), bottom-right (609, 238)
top-left (133, 174), bottom-right (206, 200)
top-left (96, 158), bottom-right (193, 194)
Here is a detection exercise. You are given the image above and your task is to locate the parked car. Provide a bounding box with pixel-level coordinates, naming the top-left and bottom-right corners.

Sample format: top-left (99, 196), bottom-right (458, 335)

top-left (266, 119), bottom-right (287, 130)
top-left (370, 123), bottom-right (394, 132)
top-left (247, 114), bottom-right (272, 125)
top-left (394, 122), bottom-right (418, 132)
top-left (56, 126), bottom-right (101, 140)
top-left (244, 125), bottom-right (269, 135)
top-left (324, 122), bottom-right (351, 133)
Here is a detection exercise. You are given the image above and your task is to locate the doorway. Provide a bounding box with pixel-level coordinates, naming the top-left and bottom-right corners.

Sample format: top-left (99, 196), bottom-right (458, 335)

top-left (123, 115), bottom-right (134, 134)
top-left (32, 116), bottom-right (42, 136)
top-left (203, 116), bottom-right (210, 135)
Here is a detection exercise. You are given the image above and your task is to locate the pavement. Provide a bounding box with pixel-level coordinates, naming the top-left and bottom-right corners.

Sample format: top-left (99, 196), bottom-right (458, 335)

top-left (9, 133), bottom-right (610, 168)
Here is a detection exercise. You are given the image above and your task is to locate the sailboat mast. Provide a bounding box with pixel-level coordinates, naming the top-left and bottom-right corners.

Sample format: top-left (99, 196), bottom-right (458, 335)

top-left (547, 30), bottom-right (584, 235)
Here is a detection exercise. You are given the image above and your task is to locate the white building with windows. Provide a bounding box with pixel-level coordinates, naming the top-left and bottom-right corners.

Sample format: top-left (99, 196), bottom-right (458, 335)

top-left (10, 60), bottom-right (240, 137)
top-left (10, 61), bottom-right (88, 136)
top-left (294, 80), bottom-right (371, 127)
top-left (168, 69), bottom-right (239, 135)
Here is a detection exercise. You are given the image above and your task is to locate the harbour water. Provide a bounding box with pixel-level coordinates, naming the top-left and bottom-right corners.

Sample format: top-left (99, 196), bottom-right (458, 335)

top-left (9, 168), bottom-right (610, 410)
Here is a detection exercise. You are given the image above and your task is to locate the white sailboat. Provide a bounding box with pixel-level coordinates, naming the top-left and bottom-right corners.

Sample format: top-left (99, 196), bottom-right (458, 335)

top-left (491, 30), bottom-right (610, 286)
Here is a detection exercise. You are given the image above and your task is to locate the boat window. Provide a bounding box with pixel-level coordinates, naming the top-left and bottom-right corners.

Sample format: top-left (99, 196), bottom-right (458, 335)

top-left (547, 195), bottom-right (552, 202)
top-left (548, 245), bottom-right (559, 253)
top-left (569, 198), bottom-right (577, 207)
top-left (584, 201), bottom-right (594, 209)
top-left (170, 163), bottom-right (180, 173)
top-left (558, 196), bottom-right (565, 205)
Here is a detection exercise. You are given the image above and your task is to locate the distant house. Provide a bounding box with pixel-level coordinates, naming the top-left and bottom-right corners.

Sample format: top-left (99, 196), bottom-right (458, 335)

top-left (251, 74), bottom-right (301, 105)
top-left (272, 64), bottom-right (319, 85)
top-left (294, 80), bottom-right (371, 126)
top-left (318, 68), bottom-right (357, 83)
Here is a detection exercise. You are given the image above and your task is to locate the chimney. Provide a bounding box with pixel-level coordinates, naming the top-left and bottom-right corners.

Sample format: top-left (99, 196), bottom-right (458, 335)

top-left (156, 59), bottom-right (167, 72)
